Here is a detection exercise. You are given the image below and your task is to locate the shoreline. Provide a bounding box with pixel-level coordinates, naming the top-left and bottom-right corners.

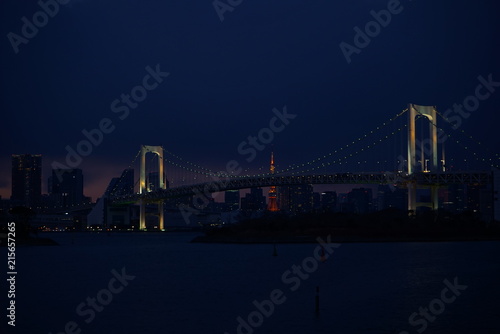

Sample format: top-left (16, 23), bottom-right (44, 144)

top-left (191, 234), bottom-right (500, 244)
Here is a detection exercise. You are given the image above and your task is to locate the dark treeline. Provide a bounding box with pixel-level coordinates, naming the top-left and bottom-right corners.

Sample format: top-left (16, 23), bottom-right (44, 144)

top-left (201, 209), bottom-right (500, 242)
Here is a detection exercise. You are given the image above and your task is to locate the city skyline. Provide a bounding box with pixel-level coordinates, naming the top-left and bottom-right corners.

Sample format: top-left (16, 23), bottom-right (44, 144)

top-left (3, 2), bottom-right (500, 334)
top-left (2, 1), bottom-right (500, 203)
top-left (1, 151), bottom-right (371, 203)
top-left (5, 147), bottom-right (497, 228)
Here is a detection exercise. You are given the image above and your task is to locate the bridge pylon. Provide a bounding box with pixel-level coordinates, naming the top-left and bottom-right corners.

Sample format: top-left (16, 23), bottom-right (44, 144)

top-left (407, 104), bottom-right (440, 213)
top-left (139, 145), bottom-right (166, 230)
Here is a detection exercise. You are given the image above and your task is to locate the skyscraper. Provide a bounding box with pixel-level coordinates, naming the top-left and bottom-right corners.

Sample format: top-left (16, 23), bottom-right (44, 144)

top-left (241, 188), bottom-right (266, 211)
top-left (348, 188), bottom-right (373, 214)
top-left (49, 169), bottom-right (84, 207)
top-left (377, 185), bottom-right (407, 211)
top-left (224, 190), bottom-right (240, 211)
top-left (321, 191), bottom-right (337, 211)
top-left (121, 169), bottom-right (136, 194)
top-left (105, 169), bottom-right (135, 197)
top-left (278, 184), bottom-right (314, 213)
top-left (11, 154), bottom-right (42, 208)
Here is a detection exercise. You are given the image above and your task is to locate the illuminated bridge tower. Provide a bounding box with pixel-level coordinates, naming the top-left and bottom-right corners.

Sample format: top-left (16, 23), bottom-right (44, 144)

top-left (139, 145), bottom-right (166, 230)
top-left (407, 104), bottom-right (439, 213)
top-left (267, 152), bottom-right (279, 212)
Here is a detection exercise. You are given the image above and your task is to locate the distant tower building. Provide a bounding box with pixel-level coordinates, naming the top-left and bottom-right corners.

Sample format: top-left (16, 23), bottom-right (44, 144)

top-left (119, 169), bottom-right (135, 195)
top-left (104, 177), bottom-right (120, 197)
top-left (224, 190), bottom-right (240, 211)
top-left (49, 168), bottom-right (84, 207)
top-left (104, 169), bottom-right (135, 197)
top-left (313, 192), bottom-right (321, 210)
top-left (267, 152), bottom-right (279, 212)
top-left (241, 188), bottom-right (266, 211)
top-left (442, 184), bottom-right (466, 213)
top-left (348, 188), bottom-right (373, 214)
top-left (278, 184), bottom-right (314, 213)
top-left (11, 154), bottom-right (42, 208)
top-left (466, 184), bottom-right (482, 212)
top-left (321, 191), bottom-right (337, 212)
top-left (377, 185), bottom-right (407, 211)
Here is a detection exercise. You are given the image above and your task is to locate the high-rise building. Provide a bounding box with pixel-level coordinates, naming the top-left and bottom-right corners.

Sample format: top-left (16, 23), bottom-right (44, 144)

top-left (105, 169), bottom-right (135, 197)
top-left (377, 185), bottom-right (407, 211)
top-left (493, 169), bottom-right (500, 222)
top-left (443, 184), bottom-right (466, 213)
top-left (479, 188), bottom-right (494, 222)
top-left (313, 192), bottom-right (321, 210)
top-left (224, 190), bottom-right (240, 211)
top-left (321, 191), bottom-right (337, 211)
top-left (338, 192), bottom-right (355, 213)
top-left (11, 154), bottom-right (42, 208)
top-left (49, 169), bottom-right (84, 207)
top-left (466, 184), bottom-right (482, 212)
top-left (241, 188), bottom-right (266, 211)
top-left (119, 169), bottom-right (135, 195)
top-left (348, 188), bottom-right (373, 214)
top-left (104, 177), bottom-right (120, 197)
top-left (278, 184), bottom-right (314, 213)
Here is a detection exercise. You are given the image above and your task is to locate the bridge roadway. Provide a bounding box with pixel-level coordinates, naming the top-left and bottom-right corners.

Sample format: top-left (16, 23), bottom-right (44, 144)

top-left (110, 171), bottom-right (493, 204)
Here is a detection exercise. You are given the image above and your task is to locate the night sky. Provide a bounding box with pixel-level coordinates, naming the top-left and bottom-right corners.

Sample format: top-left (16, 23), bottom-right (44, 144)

top-left (1, 0), bottom-right (499, 201)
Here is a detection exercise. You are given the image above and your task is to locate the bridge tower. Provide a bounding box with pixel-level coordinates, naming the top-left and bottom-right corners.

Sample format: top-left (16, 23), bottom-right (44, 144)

top-left (407, 104), bottom-right (439, 213)
top-left (139, 145), bottom-right (166, 230)
top-left (267, 152), bottom-right (279, 212)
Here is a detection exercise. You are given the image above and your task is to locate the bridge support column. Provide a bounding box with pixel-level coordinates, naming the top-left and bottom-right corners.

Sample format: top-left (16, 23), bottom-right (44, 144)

top-left (139, 145), bottom-right (166, 231)
top-left (407, 104), bottom-right (440, 214)
top-left (139, 198), bottom-right (146, 230)
top-left (407, 182), bottom-right (417, 214)
top-left (408, 104), bottom-right (438, 174)
top-left (431, 185), bottom-right (439, 210)
top-left (158, 201), bottom-right (164, 230)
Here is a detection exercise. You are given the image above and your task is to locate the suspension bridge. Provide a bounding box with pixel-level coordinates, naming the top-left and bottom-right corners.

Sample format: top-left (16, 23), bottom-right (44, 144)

top-left (95, 103), bottom-right (500, 230)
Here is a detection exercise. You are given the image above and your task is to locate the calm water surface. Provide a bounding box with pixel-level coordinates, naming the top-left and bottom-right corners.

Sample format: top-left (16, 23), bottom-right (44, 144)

top-left (4, 232), bottom-right (500, 334)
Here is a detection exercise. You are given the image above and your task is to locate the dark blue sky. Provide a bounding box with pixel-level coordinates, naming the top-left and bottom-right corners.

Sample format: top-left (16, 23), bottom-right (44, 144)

top-left (1, 0), bottom-right (499, 200)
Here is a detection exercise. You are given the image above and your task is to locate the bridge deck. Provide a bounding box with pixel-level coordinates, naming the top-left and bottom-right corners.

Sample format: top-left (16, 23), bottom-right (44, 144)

top-left (110, 171), bottom-right (493, 203)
